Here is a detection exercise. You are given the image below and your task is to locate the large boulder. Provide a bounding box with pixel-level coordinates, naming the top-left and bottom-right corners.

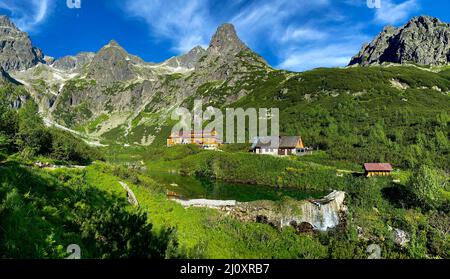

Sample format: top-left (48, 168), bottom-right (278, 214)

top-left (391, 227), bottom-right (410, 247)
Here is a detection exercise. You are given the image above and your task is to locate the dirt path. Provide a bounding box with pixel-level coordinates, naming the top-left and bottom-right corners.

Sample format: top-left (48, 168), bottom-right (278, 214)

top-left (34, 162), bottom-right (87, 170)
top-left (171, 198), bottom-right (237, 208)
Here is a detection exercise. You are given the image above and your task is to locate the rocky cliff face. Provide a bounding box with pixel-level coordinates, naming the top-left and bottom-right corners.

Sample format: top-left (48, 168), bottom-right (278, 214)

top-left (196, 23), bottom-right (267, 79)
top-left (209, 23), bottom-right (248, 56)
top-left (349, 16), bottom-right (450, 66)
top-left (1, 17), bottom-right (267, 145)
top-left (163, 46), bottom-right (207, 70)
top-left (87, 40), bottom-right (145, 84)
top-left (29, 22), bottom-right (270, 144)
top-left (52, 52), bottom-right (96, 71)
top-left (0, 66), bottom-right (29, 109)
top-left (0, 15), bottom-right (44, 71)
top-left (0, 66), bottom-right (20, 85)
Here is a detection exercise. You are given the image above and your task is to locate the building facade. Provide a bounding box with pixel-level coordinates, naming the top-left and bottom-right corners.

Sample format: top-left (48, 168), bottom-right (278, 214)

top-left (364, 163), bottom-right (393, 177)
top-left (167, 129), bottom-right (223, 149)
top-left (251, 136), bottom-right (308, 156)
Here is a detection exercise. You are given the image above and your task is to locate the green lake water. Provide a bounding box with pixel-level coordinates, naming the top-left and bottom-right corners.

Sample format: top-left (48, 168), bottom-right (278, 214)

top-left (147, 171), bottom-right (325, 202)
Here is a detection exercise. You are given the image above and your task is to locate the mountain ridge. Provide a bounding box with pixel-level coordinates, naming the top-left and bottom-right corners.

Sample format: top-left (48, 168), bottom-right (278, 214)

top-left (0, 15), bottom-right (44, 71)
top-left (20, 21), bottom-right (270, 145)
top-left (349, 15), bottom-right (450, 66)
top-left (1, 15), bottom-right (449, 147)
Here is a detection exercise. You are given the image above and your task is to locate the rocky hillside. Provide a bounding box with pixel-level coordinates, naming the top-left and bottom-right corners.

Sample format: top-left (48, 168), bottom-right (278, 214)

top-left (0, 66), bottom-right (29, 109)
top-left (162, 46), bottom-right (206, 70)
top-left (6, 21), bottom-right (272, 145)
top-left (349, 16), bottom-right (450, 66)
top-left (52, 52), bottom-right (95, 72)
top-left (0, 15), bottom-right (44, 71)
top-left (0, 66), bottom-right (20, 85)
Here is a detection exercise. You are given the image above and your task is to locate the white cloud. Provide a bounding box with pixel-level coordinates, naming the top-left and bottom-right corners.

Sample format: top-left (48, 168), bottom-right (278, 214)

top-left (375, 0), bottom-right (419, 25)
top-left (230, 0), bottom-right (330, 45)
top-left (123, 0), bottom-right (332, 55)
top-left (122, 0), bottom-right (380, 72)
top-left (281, 27), bottom-right (329, 43)
top-left (124, 0), bottom-right (214, 53)
top-left (0, 0), bottom-right (53, 32)
top-left (277, 38), bottom-right (368, 71)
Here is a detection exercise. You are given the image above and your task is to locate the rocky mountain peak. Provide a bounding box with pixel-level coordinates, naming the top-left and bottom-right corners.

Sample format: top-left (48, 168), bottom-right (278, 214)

top-left (163, 45), bottom-right (207, 69)
top-left (381, 25), bottom-right (396, 34)
top-left (0, 15), bottom-right (44, 71)
top-left (406, 15), bottom-right (446, 28)
top-left (52, 52), bottom-right (95, 71)
top-left (87, 40), bottom-right (143, 83)
top-left (107, 40), bottom-right (120, 47)
top-left (194, 22), bottom-right (267, 80)
top-left (0, 15), bottom-right (16, 29)
top-left (190, 45), bottom-right (206, 55)
top-left (349, 16), bottom-right (450, 66)
top-left (208, 23), bottom-right (247, 55)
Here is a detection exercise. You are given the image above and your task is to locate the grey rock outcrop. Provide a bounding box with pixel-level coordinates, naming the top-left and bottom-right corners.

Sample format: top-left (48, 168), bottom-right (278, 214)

top-left (0, 66), bottom-right (20, 85)
top-left (349, 16), bottom-right (450, 66)
top-left (196, 23), bottom-right (267, 76)
top-left (87, 40), bottom-right (143, 84)
top-left (390, 227), bottom-right (410, 247)
top-left (209, 23), bottom-right (248, 56)
top-left (10, 22), bottom-right (272, 142)
top-left (52, 52), bottom-right (95, 71)
top-left (162, 23), bottom-right (260, 72)
top-left (0, 66), bottom-right (28, 109)
top-left (163, 46), bottom-right (206, 69)
top-left (0, 15), bottom-right (44, 71)
top-left (44, 56), bottom-right (55, 65)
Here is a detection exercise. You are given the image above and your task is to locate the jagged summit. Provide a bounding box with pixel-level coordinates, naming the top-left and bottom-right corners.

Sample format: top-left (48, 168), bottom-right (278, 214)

top-left (106, 40), bottom-right (121, 47)
top-left (349, 15), bottom-right (450, 66)
top-left (52, 52), bottom-right (95, 71)
top-left (97, 39), bottom-right (142, 62)
top-left (162, 23), bottom-right (266, 74)
top-left (0, 15), bottom-right (16, 28)
top-left (0, 15), bottom-right (44, 71)
top-left (405, 15), bottom-right (448, 28)
top-left (209, 23), bottom-right (248, 56)
top-left (163, 45), bottom-right (207, 69)
top-left (87, 40), bottom-right (143, 83)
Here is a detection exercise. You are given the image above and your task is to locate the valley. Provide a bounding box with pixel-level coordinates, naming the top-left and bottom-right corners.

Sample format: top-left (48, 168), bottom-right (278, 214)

top-left (0, 14), bottom-right (449, 260)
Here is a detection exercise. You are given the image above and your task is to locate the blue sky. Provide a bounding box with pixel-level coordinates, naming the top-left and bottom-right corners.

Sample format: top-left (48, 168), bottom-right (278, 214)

top-left (0, 0), bottom-right (449, 71)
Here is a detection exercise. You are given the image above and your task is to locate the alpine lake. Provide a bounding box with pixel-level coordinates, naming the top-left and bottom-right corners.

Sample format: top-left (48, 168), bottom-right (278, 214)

top-left (147, 170), bottom-right (326, 202)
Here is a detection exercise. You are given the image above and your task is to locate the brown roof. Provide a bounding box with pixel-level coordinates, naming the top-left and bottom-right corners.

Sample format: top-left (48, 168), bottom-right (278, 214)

top-left (364, 163), bottom-right (393, 172)
top-left (252, 136), bottom-right (301, 149)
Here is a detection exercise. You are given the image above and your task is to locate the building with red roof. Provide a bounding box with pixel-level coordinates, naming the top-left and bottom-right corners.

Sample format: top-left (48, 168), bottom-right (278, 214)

top-left (364, 163), bottom-right (393, 177)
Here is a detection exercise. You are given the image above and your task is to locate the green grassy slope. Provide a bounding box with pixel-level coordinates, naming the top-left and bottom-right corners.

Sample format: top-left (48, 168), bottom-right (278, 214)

top-left (217, 66), bottom-right (449, 170)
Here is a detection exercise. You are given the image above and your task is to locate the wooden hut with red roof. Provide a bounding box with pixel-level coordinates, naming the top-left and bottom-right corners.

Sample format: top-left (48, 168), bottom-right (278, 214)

top-left (364, 163), bottom-right (393, 177)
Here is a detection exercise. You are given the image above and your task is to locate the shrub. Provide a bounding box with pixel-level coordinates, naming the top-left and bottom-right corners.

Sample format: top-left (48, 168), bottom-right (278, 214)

top-left (49, 129), bottom-right (99, 165)
top-left (408, 165), bottom-right (446, 210)
top-left (75, 204), bottom-right (176, 259)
